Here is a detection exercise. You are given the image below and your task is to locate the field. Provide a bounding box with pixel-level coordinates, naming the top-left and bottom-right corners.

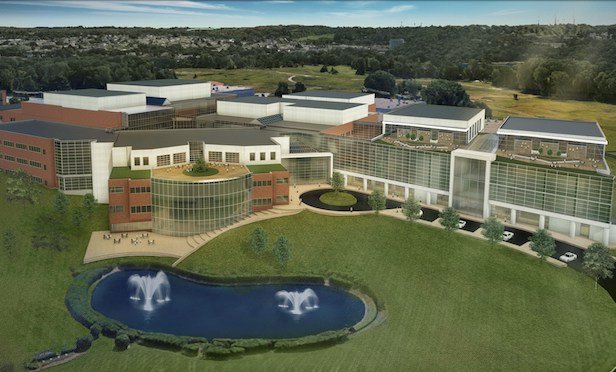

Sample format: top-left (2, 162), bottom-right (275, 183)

top-left (1, 170), bottom-right (615, 371)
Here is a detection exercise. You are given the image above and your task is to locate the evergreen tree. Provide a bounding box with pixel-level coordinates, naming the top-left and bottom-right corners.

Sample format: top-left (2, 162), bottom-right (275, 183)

top-left (481, 217), bottom-right (504, 245)
top-left (368, 190), bottom-right (386, 214)
top-left (273, 236), bottom-right (291, 269)
top-left (250, 226), bottom-right (268, 255)
top-left (402, 197), bottom-right (422, 222)
top-left (440, 207), bottom-right (460, 231)
top-left (53, 192), bottom-right (70, 215)
top-left (330, 172), bottom-right (344, 193)
top-left (583, 243), bottom-right (615, 290)
top-left (530, 229), bottom-right (556, 261)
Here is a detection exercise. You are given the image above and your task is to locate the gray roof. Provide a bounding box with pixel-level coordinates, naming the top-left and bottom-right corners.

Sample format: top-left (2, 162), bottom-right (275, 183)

top-left (0, 120), bottom-right (117, 141)
top-left (499, 116), bottom-right (605, 139)
top-left (0, 103), bottom-right (20, 111)
top-left (229, 96), bottom-right (363, 110)
top-left (266, 120), bottom-right (332, 133)
top-left (45, 89), bottom-right (141, 98)
top-left (109, 79), bottom-right (207, 87)
top-left (387, 104), bottom-right (483, 121)
top-left (114, 128), bottom-right (277, 149)
top-left (286, 90), bottom-right (370, 99)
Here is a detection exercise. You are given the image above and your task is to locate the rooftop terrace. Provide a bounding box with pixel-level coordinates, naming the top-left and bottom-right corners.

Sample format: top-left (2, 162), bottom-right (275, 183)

top-left (151, 163), bottom-right (249, 182)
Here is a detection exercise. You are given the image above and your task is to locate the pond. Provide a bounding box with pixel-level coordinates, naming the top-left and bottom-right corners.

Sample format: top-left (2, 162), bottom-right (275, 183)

top-left (91, 269), bottom-right (366, 339)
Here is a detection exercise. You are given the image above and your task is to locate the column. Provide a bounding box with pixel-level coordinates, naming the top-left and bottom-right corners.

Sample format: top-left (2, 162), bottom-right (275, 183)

top-left (510, 209), bottom-right (517, 225)
top-left (426, 192), bottom-right (431, 205)
top-left (569, 221), bottom-right (576, 238)
top-left (404, 187), bottom-right (409, 200)
top-left (343, 174), bottom-right (348, 187)
top-left (603, 228), bottom-right (610, 246)
top-left (383, 183), bottom-right (389, 197)
top-left (362, 178), bottom-right (368, 192)
top-left (539, 215), bottom-right (545, 229)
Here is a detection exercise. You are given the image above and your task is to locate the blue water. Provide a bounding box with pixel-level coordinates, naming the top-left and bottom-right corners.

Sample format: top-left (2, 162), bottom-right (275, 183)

top-left (91, 269), bottom-right (366, 339)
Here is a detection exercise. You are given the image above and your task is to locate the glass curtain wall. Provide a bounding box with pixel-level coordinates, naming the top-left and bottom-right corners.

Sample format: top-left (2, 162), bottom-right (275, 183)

top-left (281, 156), bottom-right (330, 185)
top-left (151, 174), bottom-right (252, 236)
top-left (451, 157), bottom-right (486, 217)
top-left (54, 139), bottom-right (93, 191)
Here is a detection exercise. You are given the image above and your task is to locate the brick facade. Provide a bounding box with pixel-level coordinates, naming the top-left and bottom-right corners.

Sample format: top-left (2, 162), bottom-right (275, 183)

top-left (0, 101), bottom-right (123, 129)
top-left (0, 130), bottom-right (57, 187)
top-left (108, 178), bottom-right (152, 227)
top-left (251, 170), bottom-right (290, 212)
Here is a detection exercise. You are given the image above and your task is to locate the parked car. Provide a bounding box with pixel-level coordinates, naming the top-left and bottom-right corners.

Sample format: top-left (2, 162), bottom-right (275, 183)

top-left (458, 220), bottom-right (466, 229)
top-left (559, 252), bottom-right (578, 262)
top-left (502, 231), bottom-right (514, 241)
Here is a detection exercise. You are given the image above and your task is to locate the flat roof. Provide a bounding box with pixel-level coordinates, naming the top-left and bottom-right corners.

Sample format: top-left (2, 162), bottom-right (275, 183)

top-left (0, 103), bottom-right (20, 111)
top-left (498, 116), bottom-right (605, 141)
top-left (0, 120), bottom-right (117, 141)
top-left (265, 120), bottom-right (332, 133)
top-left (45, 89), bottom-right (141, 98)
top-left (386, 104), bottom-right (483, 121)
top-left (246, 164), bottom-right (287, 173)
top-left (286, 90), bottom-right (371, 99)
top-left (152, 163), bottom-right (249, 182)
top-left (229, 96), bottom-right (283, 105)
top-left (228, 96), bottom-right (363, 110)
top-left (114, 128), bottom-right (277, 149)
top-left (109, 79), bottom-right (208, 87)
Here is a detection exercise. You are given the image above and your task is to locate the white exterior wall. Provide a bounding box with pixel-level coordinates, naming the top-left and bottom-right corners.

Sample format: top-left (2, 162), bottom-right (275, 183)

top-left (271, 136), bottom-right (291, 154)
top-left (383, 110), bottom-right (485, 132)
top-left (43, 92), bottom-right (145, 111)
top-left (130, 145), bottom-right (190, 170)
top-left (204, 143), bottom-right (281, 165)
top-left (90, 141), bottom-right (114, 204)
top-left (282, 105), bottom-right (368, 126)
top-left (107, 82), bottom-right (211, 101)
top-left (112, 146), bottom-right (131, 167)
top-left (217, 101), bottom-right (281, 118)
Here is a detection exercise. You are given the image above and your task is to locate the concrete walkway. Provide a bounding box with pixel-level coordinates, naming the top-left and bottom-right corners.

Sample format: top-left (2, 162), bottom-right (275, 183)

top-left (83, 207), bottom-right (303, 264)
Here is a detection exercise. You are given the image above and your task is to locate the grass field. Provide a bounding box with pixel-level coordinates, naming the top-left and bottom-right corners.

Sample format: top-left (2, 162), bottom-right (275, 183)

top-left (2, 173), bottom-right (615, 370)
top-left (319, 191), bottom-right (357, 206)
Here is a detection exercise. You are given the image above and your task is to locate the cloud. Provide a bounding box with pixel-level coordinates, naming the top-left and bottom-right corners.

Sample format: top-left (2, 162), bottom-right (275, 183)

top-left (386, 4), bottom-right (415, 13)
top-left (488, 8), bottom-right (526, 16)
top-left (263, 1), bottom-right (295, 3)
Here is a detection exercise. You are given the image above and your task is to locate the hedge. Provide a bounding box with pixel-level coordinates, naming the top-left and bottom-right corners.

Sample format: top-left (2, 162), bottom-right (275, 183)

top-left (65, 265), bottom-right (381, 359)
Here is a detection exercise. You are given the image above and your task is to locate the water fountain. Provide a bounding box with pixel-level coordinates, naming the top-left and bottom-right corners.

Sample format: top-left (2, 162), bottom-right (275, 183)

top-left (276, 288), bottom-right (319, 315)
top-left (128, 270), bottom-right (171, 311)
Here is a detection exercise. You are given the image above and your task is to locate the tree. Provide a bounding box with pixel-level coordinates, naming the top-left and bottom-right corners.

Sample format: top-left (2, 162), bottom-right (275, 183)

top-left (31, 211), bottom-right (68, 251)
top-left (2, 231), bottom-right (16, 256)
top-left (397, 79), bottom-right (421, 98)
top-left (330, 67), bottom-right (338, 74)
top-left (439, 207), bottom-right (460, 231)
top-left (354, 58), bottom-right (366, 75)
top-left (5, 170), bottom-right (39, 206)
top-left (330, 172), bottom-right (344, 193)
top-left (529, 229), bottom-right (556, 261)
top-left (115, 333), bottom-right (130, 351)
top-left (583, 243), bottom-right (615, 290)
top-left (368, 190), bottom-right (386, 214)
top-left (364, 70), bottom-right (396, 96)
top-left (192, 157), bottom-right (208, 173)
top-left (72, 208), bottom-right (85, 229)
top-left (250, 226), bottom-right (268, 255)
top-left (481, 217), bottom-right (504, 245)
top-left (274, 81), bottom-right (289, 97)
top-left (422, 79), bottom-right (471, 107)
top-left (402, 197), bottom-right (422, 222)
top-left (273, 236), bottom-right (291, 269)
top-left (319, 65), bottom-right (328, 73)
top-left (293, 81), bottom-right (306, 93)
top-left (75, 335), bottom-right (93, 352)
top-left (53, 192), bottom-right (70, 215)
top-left (82, 193), bottom-right (96, 217)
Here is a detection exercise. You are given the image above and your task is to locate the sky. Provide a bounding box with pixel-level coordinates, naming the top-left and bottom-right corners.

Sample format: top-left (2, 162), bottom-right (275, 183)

top-left (1, 1), bottom-right (615, 28)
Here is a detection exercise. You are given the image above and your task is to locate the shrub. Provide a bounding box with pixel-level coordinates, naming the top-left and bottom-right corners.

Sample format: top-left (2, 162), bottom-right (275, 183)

top-left (419, 135), bottom-right (424, 141)
top-left (60, 345), bottom-right (76, 355)
top-left (75, 334), bottom-right (93, 352)
top-left (115, 333), bottom-right (130, 351)
top-left (538, 147), bottom-right (544, 154)
top-left (405, 132), bottom-right (411, 139)
top-left (249, 227), bottom-right (267, 255)
top-left (181, 343), bottom-right (205, 357)
top-left (90, 324), bottom-right (102, 339)
top-left (202, 344), bottom-right (245, 359)
top-left (410, 133), bottom-right (417, 140)
top-left (547, 149), bottom-right (553, 156)
top-left (274, 329), bottom-right (350, 349)
top-left (273, 236), bottom-right (291, 269)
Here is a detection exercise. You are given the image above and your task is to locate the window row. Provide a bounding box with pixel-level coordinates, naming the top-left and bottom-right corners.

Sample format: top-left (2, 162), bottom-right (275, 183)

top-left (1, 154), bottom-right (45, 169)
top-left (131, 205), bottom-right (152, 214)
top-left (130, 186), bottom-right (151, 193)
top-left (1, 142), bottom-right (45, 153)
top-left (109, 186), bottom-right (124, 193)
top-left (110, 205), bottom-right (124, 213)
top-left (253, 180), bottom-right (272, 187)
top-left (249, 152), bottom-right (277, 161)
top-left (208, 151), bottom-right (240, 164)
top-left (253, 198), bottom-right (272, 206)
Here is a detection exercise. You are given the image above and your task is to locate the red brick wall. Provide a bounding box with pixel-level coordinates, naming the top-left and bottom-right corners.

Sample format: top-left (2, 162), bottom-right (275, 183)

top-left (251, 171), bottom-right (290, 211)
top-left (368, 103), bottom-right (376, 112)
top-left (271, 170), bottom-right (290, 205)
top-left (4, 102), bottom-right (123, 129)
top-left (0, 90), bottom-right (6, 106)
top-left (128, 179), bottom-right (152, 222)
top-left (108, 178), bottom-right (152, 225)
top-left (0, 130), bottom-right (57, 187)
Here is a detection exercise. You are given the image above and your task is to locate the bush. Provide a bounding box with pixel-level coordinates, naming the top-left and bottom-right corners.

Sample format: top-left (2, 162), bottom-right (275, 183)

top-left (538, 147), bottom-right (544, 154)
top-left (202, 344), bottom-right (245, 359)
top-left (181, 343), bottom-right (205, 357)
top-left (274, 329), bottom-right (350, 349)
top-left (547, 149), bottom-right (553, 156)
top-left (75, 334), bottom-right (93, 352)
top-left (59, 345), bottom-right (76, 355)
top-left (419, 135), bottom-right (424, 141)
top-left (249, 227), bottom-right (267, 255)
top-left (115, 333), bottom-right (130, 351)
top-left (410, 133), bottom-right (417, 140)
top-left (90, 324), bottom-right (102, 339)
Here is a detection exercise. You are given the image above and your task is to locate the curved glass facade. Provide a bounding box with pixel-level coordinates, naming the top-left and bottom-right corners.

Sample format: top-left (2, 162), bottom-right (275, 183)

top-left (151, 174), bottom-right (252, 236)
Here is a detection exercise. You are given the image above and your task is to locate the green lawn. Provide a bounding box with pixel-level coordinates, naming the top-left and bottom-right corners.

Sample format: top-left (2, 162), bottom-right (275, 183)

top-left (1, 171), bottom-right (615, 370)
top-left (182, 167), bottom-right (219, 177)
top-left (319, 191), bottom-right (357, 206)
top-left (246, 164), bottom-right (287, 173)
top-left (109, 167), bottom-right (151, 180)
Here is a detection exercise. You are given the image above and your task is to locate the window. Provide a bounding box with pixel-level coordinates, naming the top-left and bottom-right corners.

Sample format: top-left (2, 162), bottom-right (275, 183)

top-left (156, 154), bottom-right (171, 167)
top-left (260, 152), bottom-right (266, 161)
top-left (16, 158), bottom-right (28, 165)
top-left (109, 205), bottom-right (124, 213)
top-left (4, 155), bottom-right (15, 161)
top-left (253, 180), bottom-right (272, 187)
top-left (29, 160), bottom-right (42, 168)
top-left (109, 186), bottom-right (124, 193)
top-left (276, 178), bottom-right (289, 184)
top-left (131, 205), bottom-right (152, 213)
top-left (16, 143), bottom-right (27, 150)
top-left (276, 195), bottom-right (289, 203)
top-left (225, 152), bottom-right (239, 163)
top-left (253, 198), bottom-right (272, 206)
top-left (208, 151), bottom-right (222, 163)
top-left (130, 186), bottom-right (151, 193)
top-left (173, 152), bottom-right (186, 164)
top-left (143, 157), bottom-right (149, 166)
top-left (3, 140), bottom-right (14, 147)
top-left (28, 145), bottom-right (41, 153)
top-left (270, 152), bottom-right (276, 160)
top-left (134, 157), bottom-right (141, 166)
top-left (250, 153), bottom-right (255, 161)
